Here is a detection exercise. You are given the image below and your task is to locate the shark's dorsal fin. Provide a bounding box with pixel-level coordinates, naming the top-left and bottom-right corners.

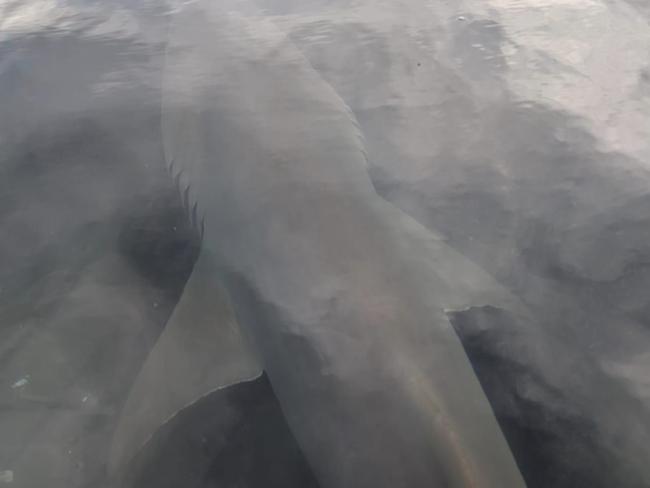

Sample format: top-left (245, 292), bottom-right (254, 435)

top-left (109, 250), bottom-right (263, 475)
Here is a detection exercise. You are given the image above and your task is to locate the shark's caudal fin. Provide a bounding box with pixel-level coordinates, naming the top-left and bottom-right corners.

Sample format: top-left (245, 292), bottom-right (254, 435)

top-left (108, 250), bottom-right (262, 476)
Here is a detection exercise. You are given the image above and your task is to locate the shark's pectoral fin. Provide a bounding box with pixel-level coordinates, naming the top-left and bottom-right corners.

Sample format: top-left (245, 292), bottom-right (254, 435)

top-left (119, 374), bottom-right (320, 488)
top-left (108, 250), bottom-right (263, 475)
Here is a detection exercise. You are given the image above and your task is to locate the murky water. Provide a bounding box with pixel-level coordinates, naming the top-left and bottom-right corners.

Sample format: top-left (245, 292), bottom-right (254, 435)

top-left (1, 1), bottom-right (650, 487)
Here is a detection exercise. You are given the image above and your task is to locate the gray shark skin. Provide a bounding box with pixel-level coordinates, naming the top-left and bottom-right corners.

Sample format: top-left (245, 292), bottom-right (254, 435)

top-left (111, 2), bottom-right (527, 487)
top-left (3, 1), bottom-right (650, 487)
top-left (268, 2), bottom-right (650, 485)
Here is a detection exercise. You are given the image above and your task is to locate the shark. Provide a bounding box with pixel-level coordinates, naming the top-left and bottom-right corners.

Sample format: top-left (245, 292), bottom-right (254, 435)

top-left (109, 2), bottom-right (528, 487)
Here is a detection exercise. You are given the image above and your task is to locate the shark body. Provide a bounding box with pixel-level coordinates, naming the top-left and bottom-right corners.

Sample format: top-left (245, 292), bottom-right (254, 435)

top-left (111, 3), bottom-right (527, 487)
